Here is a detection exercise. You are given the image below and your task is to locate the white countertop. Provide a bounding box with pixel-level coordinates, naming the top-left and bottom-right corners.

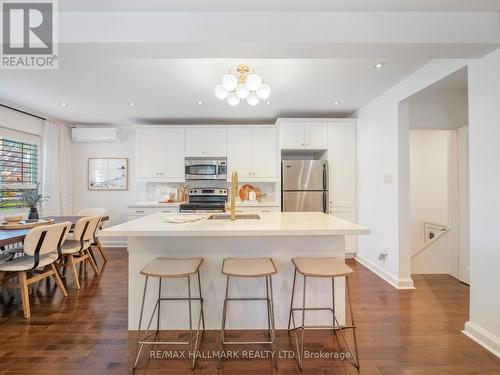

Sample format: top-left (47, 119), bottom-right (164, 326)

top-left (127, 201), bottom-right (279, 208)
top-left (101, 212), bottom-right (370, 237)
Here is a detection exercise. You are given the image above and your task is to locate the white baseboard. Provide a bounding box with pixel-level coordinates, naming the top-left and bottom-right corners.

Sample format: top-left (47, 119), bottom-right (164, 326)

top-left (355, 253), bottom-right (415, 289)
top-left (345, 252), bottom-right (356, 259)
top-left (463, 321), bottom-right (500, 358)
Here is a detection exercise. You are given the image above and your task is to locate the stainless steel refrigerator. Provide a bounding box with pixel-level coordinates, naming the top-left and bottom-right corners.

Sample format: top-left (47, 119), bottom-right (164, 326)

top-left (282, 160), bottom-right (329, 213)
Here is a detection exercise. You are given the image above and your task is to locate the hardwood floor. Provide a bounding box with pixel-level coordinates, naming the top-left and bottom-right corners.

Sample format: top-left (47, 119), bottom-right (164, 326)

top-left (0, 248), bottom-right (498, 374)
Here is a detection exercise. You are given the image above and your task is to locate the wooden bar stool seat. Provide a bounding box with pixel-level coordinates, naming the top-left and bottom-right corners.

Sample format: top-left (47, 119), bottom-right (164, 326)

top-left (134, 257), bottom-right (205, 370)
top-left (288, 257), bottom-right (359, 370)
top-left (292, 257), bottom-right (353, 277)
top-left (141, 257), bottom-right (203, 278)
top-left (222, 257), bottom-right (277, 277)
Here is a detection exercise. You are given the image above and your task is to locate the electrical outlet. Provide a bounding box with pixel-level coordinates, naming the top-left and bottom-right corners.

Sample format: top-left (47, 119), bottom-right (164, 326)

top-left (378, 249), bottom-right (388, 261)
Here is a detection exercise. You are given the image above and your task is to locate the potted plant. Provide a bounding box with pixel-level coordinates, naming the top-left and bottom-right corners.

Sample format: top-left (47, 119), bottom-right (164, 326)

top-left (20, 183), bottom-right (48, 220)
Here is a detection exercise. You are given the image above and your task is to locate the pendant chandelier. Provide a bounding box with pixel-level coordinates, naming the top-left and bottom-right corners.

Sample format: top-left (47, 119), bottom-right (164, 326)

top-left (214, 65), bottom-right (271, 106)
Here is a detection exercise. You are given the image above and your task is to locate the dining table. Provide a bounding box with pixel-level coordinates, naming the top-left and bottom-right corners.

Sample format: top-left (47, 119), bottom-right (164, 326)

top-left (0, 216), bottom-right (109, 248)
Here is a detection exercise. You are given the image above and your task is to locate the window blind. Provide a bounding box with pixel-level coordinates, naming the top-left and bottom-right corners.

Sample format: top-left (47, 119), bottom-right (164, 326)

top-left (0, 137), bottom-right (39, 209)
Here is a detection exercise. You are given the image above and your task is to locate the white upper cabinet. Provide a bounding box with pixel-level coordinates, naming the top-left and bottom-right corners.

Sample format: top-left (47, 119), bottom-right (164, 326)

top-left (280, 121), bottom-right (328, 149)
top-left (135, 127), bottom-right (185, 181)
top-left (227, 126), bottom-right (277, 181)
top-left (328, 120), bottom-right (356, 207)
top-left (163, 128), bottom-right (186, 179)
top-left (304, 122), bottom-right (328, 149)
top-left (205, 128), bottom-right (227, 156)
top-left (280, 122), bottom-right (304, 149)
top-left (252, 127), bottom-right (277, 178)
top-left (185, 128), bottom-right (205, 157)
top-left (186, 127), bottom-right (227, 157)
top-left (227, 128), bottom-right (252, 178)
top-left (135, 128), bottom-right (164, 178)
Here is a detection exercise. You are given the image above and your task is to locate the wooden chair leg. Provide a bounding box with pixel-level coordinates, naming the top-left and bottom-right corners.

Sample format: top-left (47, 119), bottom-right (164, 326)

top-left (62, 256), bottom-right (68, 277)
top-left (18, 272), bottom-right (31, 319)
top-left (86, 250), bottom-right (100, 276)
top-left (50, 263), bottom-right (68, 297)
top-left (68, 255), bottom-right (81, 289)
top-left (95, 238), bottom-right (107, 262)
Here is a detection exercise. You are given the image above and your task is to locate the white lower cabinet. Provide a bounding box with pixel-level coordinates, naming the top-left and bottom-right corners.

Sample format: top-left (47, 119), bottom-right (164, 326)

top-left (127, 206), bottom-right (179, 220)
top-left (330, 206), bottom-right (357, 254)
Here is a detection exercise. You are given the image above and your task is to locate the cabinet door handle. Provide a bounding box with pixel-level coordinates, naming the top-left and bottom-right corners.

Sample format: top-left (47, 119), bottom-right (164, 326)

top-left (135, 210), bottom-right (145, 213)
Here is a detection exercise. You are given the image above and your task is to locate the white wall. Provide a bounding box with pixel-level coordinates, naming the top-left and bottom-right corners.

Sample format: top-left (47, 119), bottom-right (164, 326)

top-left (355, 59), bottom-right (469, 289)
top-left (71, 126), bottom-right (145, 245)
top-left (464, 48), bottom-right (500, 357)
top-left (0, 106), bottom-right (43, 136)
top-left (410, 130), bottom-right (450, 253)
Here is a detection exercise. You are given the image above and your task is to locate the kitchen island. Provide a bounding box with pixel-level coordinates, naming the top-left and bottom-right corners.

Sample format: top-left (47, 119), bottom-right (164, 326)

top-left (100, 212), bottom-right (370, 330)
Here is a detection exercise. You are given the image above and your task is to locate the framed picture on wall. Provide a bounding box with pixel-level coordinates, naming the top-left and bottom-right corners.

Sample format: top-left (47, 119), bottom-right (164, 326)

top-left (88, 158), bottom-right (128, 190)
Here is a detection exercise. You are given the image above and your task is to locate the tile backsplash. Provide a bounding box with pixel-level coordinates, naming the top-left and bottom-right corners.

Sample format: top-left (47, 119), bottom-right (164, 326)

top-left (146, 181), bottom-right (277, 203)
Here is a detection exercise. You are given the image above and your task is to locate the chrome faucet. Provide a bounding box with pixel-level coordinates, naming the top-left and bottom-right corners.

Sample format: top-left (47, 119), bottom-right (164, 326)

top-left (225, 171), bottom-right (238, 221)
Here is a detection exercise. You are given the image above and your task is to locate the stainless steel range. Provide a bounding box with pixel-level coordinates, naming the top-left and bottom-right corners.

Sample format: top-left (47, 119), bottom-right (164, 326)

top-left (179, 188), bottom-right (228, 213)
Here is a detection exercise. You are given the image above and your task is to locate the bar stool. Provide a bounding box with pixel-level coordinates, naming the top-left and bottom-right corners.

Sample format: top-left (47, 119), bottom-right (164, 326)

top-left (288, 257), bottom-right (359, 370)
top-left (133, 257), bottom-right (205, 370)
top-left (219, 257), bottom-right (278, 369)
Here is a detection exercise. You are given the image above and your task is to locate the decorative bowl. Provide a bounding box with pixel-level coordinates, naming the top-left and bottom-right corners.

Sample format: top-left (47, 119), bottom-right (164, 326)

top-left (3, 215), bottom-right (23, 223)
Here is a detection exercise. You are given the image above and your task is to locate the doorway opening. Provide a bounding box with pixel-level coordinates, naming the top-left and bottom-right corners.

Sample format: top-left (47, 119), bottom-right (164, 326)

top-left (402, 67), bottom-right (470, 284)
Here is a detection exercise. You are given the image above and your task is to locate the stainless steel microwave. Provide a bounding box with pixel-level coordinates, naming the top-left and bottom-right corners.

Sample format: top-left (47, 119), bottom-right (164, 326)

top-left (185, 157), bottom-right (227, 180)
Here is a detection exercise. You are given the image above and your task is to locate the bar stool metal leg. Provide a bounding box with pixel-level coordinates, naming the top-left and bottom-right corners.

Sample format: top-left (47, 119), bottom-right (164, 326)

top-left (333, 275), bottom-right (359, 368)
top-left (299, 275), bottom-right (307, 370)
top-left (268, 275), bottom-right (278, 369)
top-left (157, 278), bottom-right (161, 332)
top-left (134, 276), bottom-right (149, 370)
top-left (287, 268), bottom-right (297, 330)
top-left (197, 270), bottom-right (206, 331)
top-left (218, 275), bottom-right (230, 369)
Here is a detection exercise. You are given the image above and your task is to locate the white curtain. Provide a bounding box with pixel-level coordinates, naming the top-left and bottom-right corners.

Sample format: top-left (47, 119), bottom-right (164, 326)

top-left (41, 121), bottom-right (73, 216)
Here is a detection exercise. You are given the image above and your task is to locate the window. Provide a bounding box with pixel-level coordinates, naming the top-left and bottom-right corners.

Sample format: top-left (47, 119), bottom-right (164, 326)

top-left (0, 137), bottom-right (39, 209)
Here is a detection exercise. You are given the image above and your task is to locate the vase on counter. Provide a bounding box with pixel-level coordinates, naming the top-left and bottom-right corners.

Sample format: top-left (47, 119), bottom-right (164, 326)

top-left (28, 206), bottom-right (39, 220)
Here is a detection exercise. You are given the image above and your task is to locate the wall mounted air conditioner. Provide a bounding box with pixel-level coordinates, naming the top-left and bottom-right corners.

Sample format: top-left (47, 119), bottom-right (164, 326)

top-left (71, 127), bottom-right (119, 143)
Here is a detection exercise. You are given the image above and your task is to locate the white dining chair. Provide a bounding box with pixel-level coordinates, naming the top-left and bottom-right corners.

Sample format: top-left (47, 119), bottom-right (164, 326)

top-left (0, 221), bottom-right (71, 318)
top-left (78, 208), bottom-right (108, 263)
top-left (57, 215), bottom-right (101, 289)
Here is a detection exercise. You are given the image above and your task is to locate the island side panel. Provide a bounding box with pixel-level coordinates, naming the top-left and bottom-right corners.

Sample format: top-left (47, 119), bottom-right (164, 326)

top-left (128, 235), bottom-right (346, 330)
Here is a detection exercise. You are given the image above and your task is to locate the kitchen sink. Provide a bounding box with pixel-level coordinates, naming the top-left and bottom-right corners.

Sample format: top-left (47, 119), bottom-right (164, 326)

top-left (208, 214), bottom-right (261, 220)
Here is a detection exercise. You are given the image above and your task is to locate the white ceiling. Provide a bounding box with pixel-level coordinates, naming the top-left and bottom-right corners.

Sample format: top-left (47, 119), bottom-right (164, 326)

top-left (0, 57), bottom-right (429, 125)
top-left (60, 0), bottom-right (500, 12)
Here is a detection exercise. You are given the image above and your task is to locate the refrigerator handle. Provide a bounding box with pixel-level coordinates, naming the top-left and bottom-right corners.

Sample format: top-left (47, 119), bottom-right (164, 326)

top-left (322, 164), bottom-right (327, 190)
top-left (323, 190), bottom-right (327, 213)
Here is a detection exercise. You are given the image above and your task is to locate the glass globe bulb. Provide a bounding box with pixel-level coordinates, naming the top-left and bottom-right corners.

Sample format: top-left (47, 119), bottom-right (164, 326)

top-left (222, 74), bottom-right (238, 92)
top-left (235, 83), bottom-right (250, 99)
top-left (227, 92), bottom-right (240, 106)
top-left (246, 73), bottom-right (262, 91)
top-left (256, 83), bottom-right (271, 99)
top-left (214, 85), bottom-right (229, 100)
top-left (246, 92), bottom-right (260, 106)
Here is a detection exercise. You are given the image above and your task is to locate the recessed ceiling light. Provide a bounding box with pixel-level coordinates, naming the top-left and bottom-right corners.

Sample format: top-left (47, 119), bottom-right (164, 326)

top-left (333, 101), bottom-right (340, 106)
top-left (374, 62), bottom-right (385, 69)
top-left (266, 100), bottom-right (272, 105)
top-left (60, 102), bottom-right (68, 107)
top-left (197, 101), bottom-right (203, 105)
top-left (128, 101), bottom-right (136, 106)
